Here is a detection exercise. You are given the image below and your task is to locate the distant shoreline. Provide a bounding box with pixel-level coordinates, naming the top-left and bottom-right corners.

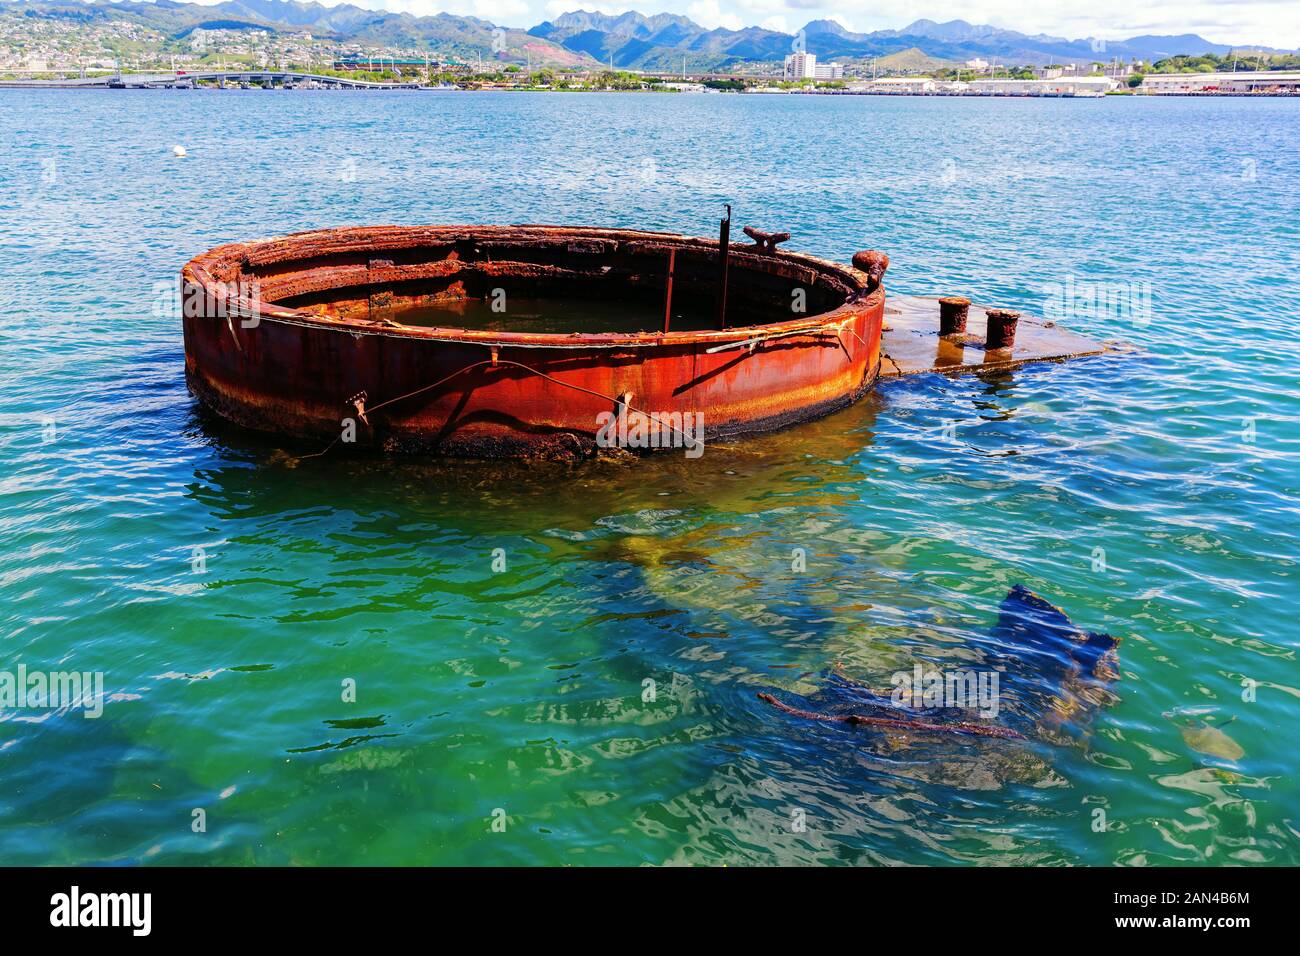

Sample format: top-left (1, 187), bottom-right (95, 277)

top-left (3, 80), bottom-right (1298, 98)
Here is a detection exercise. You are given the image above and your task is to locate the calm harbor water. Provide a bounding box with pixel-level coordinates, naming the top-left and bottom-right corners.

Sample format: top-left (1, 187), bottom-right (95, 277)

top-left (0, 90), bottom-right (1297, 866)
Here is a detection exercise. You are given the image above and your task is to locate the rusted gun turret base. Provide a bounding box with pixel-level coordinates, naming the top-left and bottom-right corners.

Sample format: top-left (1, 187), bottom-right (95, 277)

top-left (880, 294), bottom-right (1119, 378)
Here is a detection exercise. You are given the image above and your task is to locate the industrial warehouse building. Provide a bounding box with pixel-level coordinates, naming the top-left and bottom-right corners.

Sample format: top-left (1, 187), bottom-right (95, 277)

top-left (841, 76), bottom-right (1117, 96)
top-left (968, 76), bottom-right (1118, 96)
top-left (1138, 71), bottom-right (1300, 94)
top-left (847, 77), bottom-right (938, 94)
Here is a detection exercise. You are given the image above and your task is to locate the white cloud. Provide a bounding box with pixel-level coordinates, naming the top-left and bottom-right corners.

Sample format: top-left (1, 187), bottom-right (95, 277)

top-left (373, 0), bottom-right (450, 15)
top-left (378, 0), bottom-right (528, 16)
top-left (542, 0), bottom-right (631, 17)
top-left (687, 0), bottom-right (743, 30)
top-left (471, 0), bottom-right (531, 19)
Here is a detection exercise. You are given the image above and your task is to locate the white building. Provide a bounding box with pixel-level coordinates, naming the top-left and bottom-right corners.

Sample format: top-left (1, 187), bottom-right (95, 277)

top-left (969, 76), bottom-right (1117, 96)
top-left (848, 77), bottom-right (936, 94)
top-left (1138, 71), bottom-right (1300, 94)
top-left (783, 52), bottom-right (816, 80)
top-left (965, 57), bottom-right (990, 72)
top-left (780, 53), bottom-right (842, 81)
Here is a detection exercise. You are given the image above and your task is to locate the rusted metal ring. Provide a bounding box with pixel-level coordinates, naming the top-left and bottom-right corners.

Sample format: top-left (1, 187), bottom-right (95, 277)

top-left (181, 224), bottom-right (882, 351)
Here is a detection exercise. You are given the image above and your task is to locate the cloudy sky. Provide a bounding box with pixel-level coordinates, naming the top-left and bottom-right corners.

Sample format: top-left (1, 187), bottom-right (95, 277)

top-left (347, 0), bottom-right (1300, 47)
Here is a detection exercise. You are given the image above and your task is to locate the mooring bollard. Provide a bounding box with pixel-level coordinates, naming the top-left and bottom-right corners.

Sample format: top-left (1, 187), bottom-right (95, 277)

top-left (938, 296), bottom-right (970, 336)
top-left (985, 309), bottom-right (1020, 350)
top-left (851, 250), bottom-right (890, 290)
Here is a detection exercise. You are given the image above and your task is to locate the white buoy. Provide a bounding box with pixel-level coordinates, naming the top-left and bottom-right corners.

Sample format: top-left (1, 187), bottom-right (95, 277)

top-left (172, 145), bottom-right (188, 158)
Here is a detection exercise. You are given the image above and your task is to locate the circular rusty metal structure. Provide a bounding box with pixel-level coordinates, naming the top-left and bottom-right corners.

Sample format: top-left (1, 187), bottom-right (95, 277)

top-left (181, 225), bottom-right (887, 457)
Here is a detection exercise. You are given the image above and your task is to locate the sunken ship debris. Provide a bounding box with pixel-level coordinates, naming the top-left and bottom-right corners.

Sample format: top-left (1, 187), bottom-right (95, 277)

top-left (181, 223), bottom-right (889, 457)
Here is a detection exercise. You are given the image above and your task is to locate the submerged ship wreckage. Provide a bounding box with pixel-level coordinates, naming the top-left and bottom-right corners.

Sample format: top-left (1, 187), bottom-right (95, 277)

top-left (180, 225), bottom-right (1123, 762)
top-left (759, 586), bottom-right (1122, 750)
top-left (181, 219), bottom-right (1112, 458)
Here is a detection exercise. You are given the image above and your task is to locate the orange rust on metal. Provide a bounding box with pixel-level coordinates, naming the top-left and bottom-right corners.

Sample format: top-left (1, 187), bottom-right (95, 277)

top-left (985, 308), bottom-right (1021, 351)
top-left (181, 224), bottom-right (886, 458)
top-left (662, 247), bottom-right (675, 334)
top-left (851, 250), bottom-right (890, 289)
top-left (938, 295), bottom-right (970, 336)
top-left (742, 226), bottom-right (791, 252)
top-left (348, 391), bottom-right (369, 427)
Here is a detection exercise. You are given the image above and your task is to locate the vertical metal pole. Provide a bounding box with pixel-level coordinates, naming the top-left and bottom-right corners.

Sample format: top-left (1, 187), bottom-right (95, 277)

top-left (717, 204), bottom-right (731, 330)
top-left (663, 248), bottom-right (676, 333)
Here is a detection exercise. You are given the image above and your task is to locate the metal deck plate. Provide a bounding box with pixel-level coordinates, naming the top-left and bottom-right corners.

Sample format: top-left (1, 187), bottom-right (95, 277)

top-left (881, 294), bottom-right (1117, 377)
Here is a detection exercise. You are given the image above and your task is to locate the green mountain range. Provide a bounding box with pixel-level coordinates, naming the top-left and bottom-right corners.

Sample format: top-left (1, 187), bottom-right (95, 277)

top-left (4, 1), bottom-right (1290, 70)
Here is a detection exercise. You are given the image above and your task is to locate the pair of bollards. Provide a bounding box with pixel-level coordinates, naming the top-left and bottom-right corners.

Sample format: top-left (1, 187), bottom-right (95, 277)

top-left (938, 297), bottom-right (1019, 350)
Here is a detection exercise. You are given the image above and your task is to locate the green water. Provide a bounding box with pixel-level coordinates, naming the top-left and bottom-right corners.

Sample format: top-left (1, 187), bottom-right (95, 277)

top-left (0, 90), bottom-right (1297, 865)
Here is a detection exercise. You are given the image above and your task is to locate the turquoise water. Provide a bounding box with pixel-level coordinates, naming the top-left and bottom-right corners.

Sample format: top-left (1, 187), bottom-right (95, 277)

top-left (1, 90), bottom-right (1297, 866)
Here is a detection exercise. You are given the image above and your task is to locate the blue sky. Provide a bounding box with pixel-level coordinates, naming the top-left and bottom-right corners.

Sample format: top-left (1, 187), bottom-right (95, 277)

top-left (344, 1), bottom-right (1299, 48)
